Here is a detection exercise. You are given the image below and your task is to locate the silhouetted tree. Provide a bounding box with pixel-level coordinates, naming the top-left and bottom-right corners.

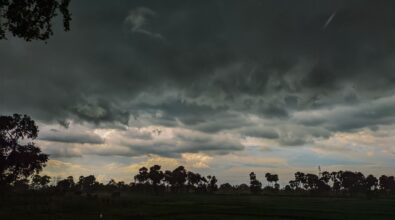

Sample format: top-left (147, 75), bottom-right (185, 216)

top-left (337, 171), bottom-right (366, 193)
top-left (171, 166), bottom-right (187, 192)
top-left (148, 165), bottom-right (164, 194)
top-left (320, 171), bottom-right (331, 183)
top-left (305, 174), bottom-right (319, 190)
top-left (31, 174), bottom-right (51, 189)
top-left (164, 170), bottom-right (176, 191)
top-left (317, 171), bottom-right (331, 192)
top-left (57, 176), bottom-right (75, 191)
top-left (289, 171), bottom-right (330, 192)
top-left (0, 0), bottom-right (71, 41)
top-left (197, 176), bottom-right (208, 192)
top-left (106, 179), bottom-right (118, 192)
top-left (379, 175), bottom-right (395, 192)
top-left (187, 171), bottom-right (201, 192)
top-left (284, 184), bottom-right (292, 192)
top-left (116, 181), bottom-right (127, 191)
top-left (331, 171), bottom-right (341, 191)
top-left (249, 172), bottom-right (262, 194)
top-left (77, 175), bottom-right (98, 193)
top-left (207, 175), bottom-right (218, 193)
top-left (0, 114), bottom-right (48, 188)
top-left (236, 183), bottom-right (250, 193)
top-left (289, 180), bottom-right (298, 190)
top-left (365, 174), bottom-right (378, 191)
top-left (265, 173), bottom-right (279, 187)
top-left (219, 183), bottom-right (233, 193)
top-left (134, 167), bottom-right (149, 184)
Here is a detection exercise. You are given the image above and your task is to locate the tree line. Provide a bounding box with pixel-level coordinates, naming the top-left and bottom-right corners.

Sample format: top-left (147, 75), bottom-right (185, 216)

top-left (1, 114), bottom-right (395, 197)
top-left (8, 165), bottom-right (395, 197)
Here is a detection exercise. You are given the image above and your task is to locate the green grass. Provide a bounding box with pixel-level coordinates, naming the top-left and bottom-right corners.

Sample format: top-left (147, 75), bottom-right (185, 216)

top-left (1, 193), bottom-right (394, 220)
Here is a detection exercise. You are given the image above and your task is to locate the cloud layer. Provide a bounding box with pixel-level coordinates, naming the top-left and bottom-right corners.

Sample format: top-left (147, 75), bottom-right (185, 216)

top-left (1, 0), bottom-right (395, 182)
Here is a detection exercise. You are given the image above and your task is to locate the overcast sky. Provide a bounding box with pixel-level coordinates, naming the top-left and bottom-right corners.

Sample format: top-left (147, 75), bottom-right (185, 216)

top-left (1, 0), bottom-right (395, 184)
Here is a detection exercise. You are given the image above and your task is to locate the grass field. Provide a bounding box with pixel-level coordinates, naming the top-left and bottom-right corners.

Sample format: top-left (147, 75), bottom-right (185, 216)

top-left (1, 193), bottom-right (395, 220)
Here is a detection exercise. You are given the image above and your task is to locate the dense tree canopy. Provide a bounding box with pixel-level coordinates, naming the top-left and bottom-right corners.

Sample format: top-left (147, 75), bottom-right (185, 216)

top-left (0, 114), bottom-right (48, 188)
top-left (0, 0), bottom-right (71, 41)
top-left (249, 172), bottom-right (262, 194)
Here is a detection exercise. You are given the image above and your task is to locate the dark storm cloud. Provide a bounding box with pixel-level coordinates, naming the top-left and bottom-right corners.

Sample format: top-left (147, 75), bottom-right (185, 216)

top-left (72, 100), bottom-right (130, 125)
top-left (119, 132), bottom-right (244, 157)
top-left (2, 0), bottom-right (395, 152)
top-left (240, 127), bottom-right (279, 139)
top-left (293, 95), bottom-right (395, 132)
top-left (39, 128), bottom-right (105, 144)
top-left (40, 132), bottom-right (104, 144)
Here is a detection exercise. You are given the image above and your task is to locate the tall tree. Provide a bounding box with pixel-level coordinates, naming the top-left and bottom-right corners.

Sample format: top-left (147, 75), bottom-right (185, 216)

top-left (365, 174), bottom-right (378, 191)
top-left (57, 176), bottom-right (75, 191)
top-left (171, 166), bottom-right (187, 192)
top-left (0, 0), bottom-right (71, 41)
top-left (265, 173), bottom-right (279, 187)
top-left (207, 175), bottom-right (218, 193)
top-left (249, 172), bottom-right (262, 194)
top-left (379, 175), bottom-right (395, 192)
top-left (0, 114), bottom-right (48, 188)
top-left (187, 171), bottom-right (201, 190)
top-left (134, 167), bottom-right (149, 184)
top-left (77, 175), bottom-right (98, 192)
top-left (148, 165), bottom-right (164, 194)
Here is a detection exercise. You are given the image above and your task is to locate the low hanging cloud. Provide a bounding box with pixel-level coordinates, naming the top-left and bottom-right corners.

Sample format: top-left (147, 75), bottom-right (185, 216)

top-left (39, 125), bottom-right (105, 145)
top-left (114, 127), bottom-right (245, 157)
top-left (293, 94), bottom-right (395, 132)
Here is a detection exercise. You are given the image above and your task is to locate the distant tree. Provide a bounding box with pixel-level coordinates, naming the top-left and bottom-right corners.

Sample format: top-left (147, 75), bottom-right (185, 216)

top-left (289, 180), bottom-right (299, 190)
top-left (106, 179), bottom-right (117, 191)
top-left (365, 174), bottom-right (378, 191)
top-left (31, 174), bottom-right (51, 189)
top-left (0, 0), bottom-right (71, 41)
top-left (236, 183), bottom-right (250, 193)
top-left (320, 171), bottom-right (331, 183)
top-left (294, 172), bottom-right (306, 189)
top-left (0, 114), bottom-right (48, 188)
top-left (317, 171), bottom-right (331, 192)
top-left (284, 184), bottom-right (292, 192)
top-left (207, 175), bottom-right (218, 193)
top-left (305, 174), bottom-right (319, 190)
top-left (219, 183), bottom-right (233, 193)
top-left (148, 165), bottom-right (164, 194)
top-left (197, 176), bottom-right (208, 192)
top-left (249, 172), bottom-right (262, 194)
top-left (289, 172), bottom-right (330, 192)
top-left (274, 183), bottom-right (280, 190)
top-left (164, 170), bottom-right (175, 190)
top-left (57, 176), bottom-right (74, 191)
top-left (134, 167), bottom-right (149, 184)
top-left (77, 175), bottom-right (98, 193)
top-left (117, 181), bottom-right (127, 191)
top-left (186, 171), bottom-right (209, 193)
top-left (108, 179), bottom-right (116, 186)
top-left (265, 173), bottom-right (279, 187)
top-left (379, 175), bottom-right (395, 192)
top-left (331, 171), bottom-right (341, 191)
top-left (171, 166), bottom-right (187, 192)
top-left (338, 171), bottom-right (366, 193)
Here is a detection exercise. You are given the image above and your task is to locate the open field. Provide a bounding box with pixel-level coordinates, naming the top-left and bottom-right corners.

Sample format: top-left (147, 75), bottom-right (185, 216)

top-left (1, 193), bottom-right (394, 220)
